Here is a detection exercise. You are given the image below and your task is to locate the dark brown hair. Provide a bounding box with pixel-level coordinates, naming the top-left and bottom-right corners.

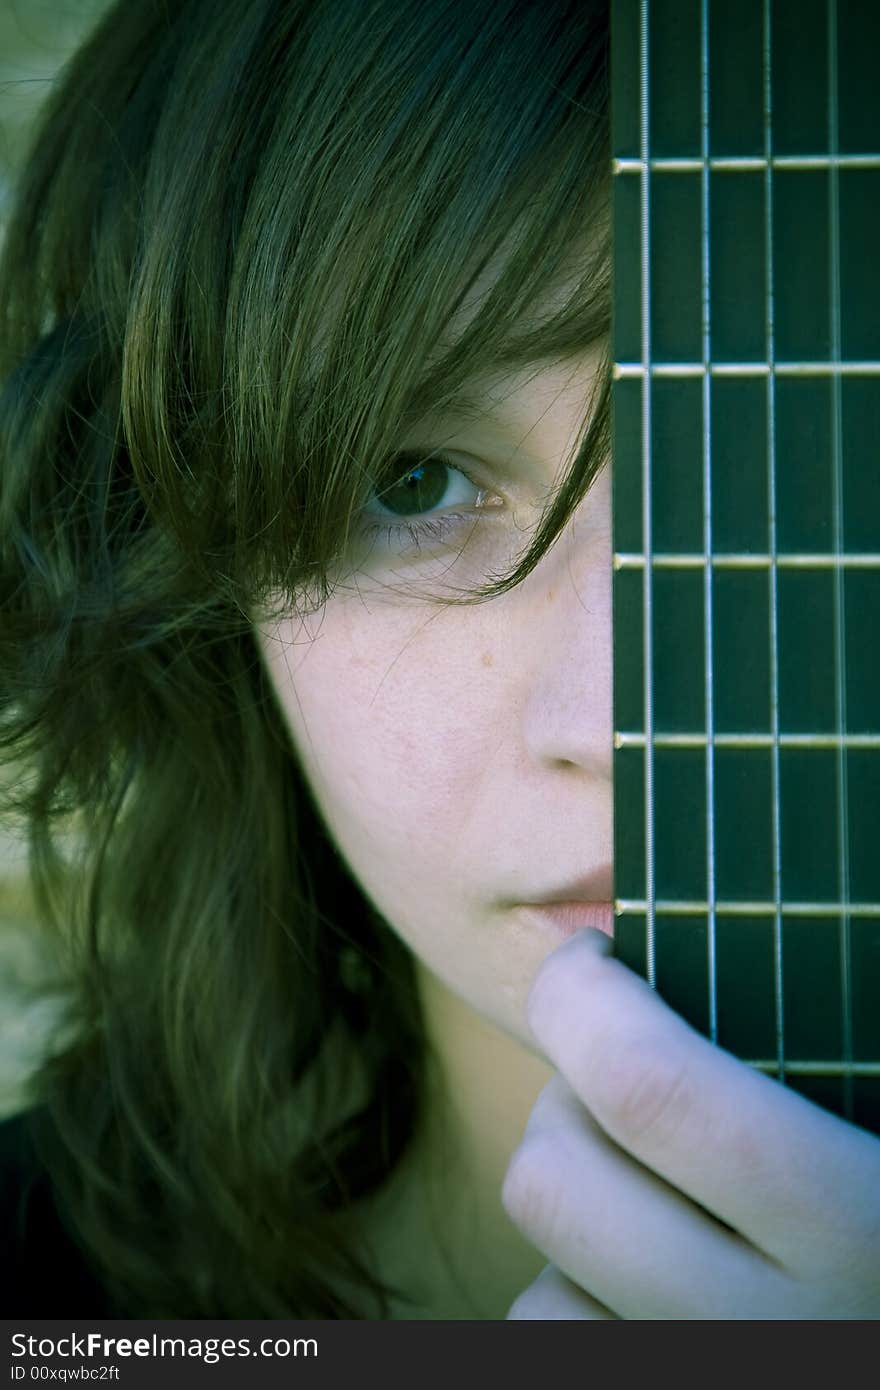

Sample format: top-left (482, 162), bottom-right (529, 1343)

top-left (0, 0), bottom-right (610, 1315)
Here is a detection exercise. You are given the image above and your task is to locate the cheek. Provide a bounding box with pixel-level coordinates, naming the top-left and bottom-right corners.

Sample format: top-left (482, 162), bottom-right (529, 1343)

top-left (259, 603), bottom-right (497, 897)
top-left (254, 594), bottom-right (592, 1045)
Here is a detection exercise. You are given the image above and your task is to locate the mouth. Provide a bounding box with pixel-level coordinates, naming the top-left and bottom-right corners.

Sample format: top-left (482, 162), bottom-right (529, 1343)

top-left (516, 900), bottom-right (615, 939)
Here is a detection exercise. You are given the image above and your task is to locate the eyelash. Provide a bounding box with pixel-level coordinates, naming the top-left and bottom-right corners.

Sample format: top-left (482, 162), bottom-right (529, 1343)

top-left (358, 453), bottom-right (494, 556)
top-left (360, 512), bottom-right (475, 554)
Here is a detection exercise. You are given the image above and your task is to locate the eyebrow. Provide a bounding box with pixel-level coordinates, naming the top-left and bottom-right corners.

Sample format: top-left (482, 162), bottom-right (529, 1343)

top-left (402, 354), bottom-right (570, 433)
top-left (399, 393), bottom-right (529, 458)
top-left (401, 379), bottom-right (499, 431)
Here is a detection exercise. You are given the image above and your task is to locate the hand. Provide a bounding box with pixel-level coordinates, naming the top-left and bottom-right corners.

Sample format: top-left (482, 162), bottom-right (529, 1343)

top-left (502, 929), bottom-right (880, 1319)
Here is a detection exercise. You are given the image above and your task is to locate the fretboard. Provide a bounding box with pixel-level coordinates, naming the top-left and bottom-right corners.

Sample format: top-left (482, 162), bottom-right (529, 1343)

top-left (611, 0), bottom-right (880, 1135)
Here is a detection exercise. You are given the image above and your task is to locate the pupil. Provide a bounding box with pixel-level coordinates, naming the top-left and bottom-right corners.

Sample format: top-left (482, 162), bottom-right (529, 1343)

top-left (377, 458), bottom-right (447, 517)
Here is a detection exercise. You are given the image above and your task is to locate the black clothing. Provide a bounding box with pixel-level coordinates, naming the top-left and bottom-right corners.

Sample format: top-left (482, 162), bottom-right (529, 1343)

top-left (1, 1108), bottom-right (116, 1316)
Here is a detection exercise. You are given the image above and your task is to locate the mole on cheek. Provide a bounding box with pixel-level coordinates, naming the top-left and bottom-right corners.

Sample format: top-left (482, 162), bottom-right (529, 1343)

top-left (481, 651), bottom-right (493, 668)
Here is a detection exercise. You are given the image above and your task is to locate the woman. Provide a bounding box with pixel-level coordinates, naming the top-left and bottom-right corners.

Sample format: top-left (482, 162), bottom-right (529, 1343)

top-left (1, 0), bottom-right (877, 1318)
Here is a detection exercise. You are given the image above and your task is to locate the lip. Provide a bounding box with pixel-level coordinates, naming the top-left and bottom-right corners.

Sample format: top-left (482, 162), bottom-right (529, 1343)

top-left (518, 900), bottom-right (615, 939)
top-left (522, 864), bottom-right (614, 906)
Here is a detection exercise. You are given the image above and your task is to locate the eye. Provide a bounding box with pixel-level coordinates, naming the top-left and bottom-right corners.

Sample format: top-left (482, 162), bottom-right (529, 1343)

top-left (355, 450), bottom-right (504, 558)
top-left (363, 451), bottom-right (484, 520)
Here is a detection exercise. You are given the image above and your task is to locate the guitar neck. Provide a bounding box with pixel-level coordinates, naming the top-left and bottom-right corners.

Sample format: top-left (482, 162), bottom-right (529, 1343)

top-left (610, 0), bottom-right (880, 1135)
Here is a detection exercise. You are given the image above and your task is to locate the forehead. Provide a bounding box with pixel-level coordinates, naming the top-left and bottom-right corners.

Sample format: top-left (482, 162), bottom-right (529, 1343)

top-left (406, 352), bottom-right (602, 441)
top-left (447, 222), bottom-right (603, 351)
top-left (397, 213), bottom-right (608, 417)
top-left (401, 227), bottom-right (606, 420)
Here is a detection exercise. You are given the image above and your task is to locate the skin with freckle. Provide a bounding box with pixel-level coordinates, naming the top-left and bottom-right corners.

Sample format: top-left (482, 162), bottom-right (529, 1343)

top-left (0, 0), bottom-right (620, 1322)
top-left (6, 0), bottom-right (878, 1323)
top-left (254, 351), bottom-right (612, 1053)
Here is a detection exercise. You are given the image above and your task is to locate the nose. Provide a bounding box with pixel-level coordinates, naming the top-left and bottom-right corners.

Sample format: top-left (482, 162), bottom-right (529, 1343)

top-left (518, 473), bottom-right (613, 781)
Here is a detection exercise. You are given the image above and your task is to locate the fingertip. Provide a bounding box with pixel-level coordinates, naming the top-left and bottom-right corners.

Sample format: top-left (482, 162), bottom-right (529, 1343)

top-left (526, 927), bottom-right (614, 1039)
top-left (576, 924), bottom-right (615, 955)
top-left (543, 926), bottom-right (615, 973)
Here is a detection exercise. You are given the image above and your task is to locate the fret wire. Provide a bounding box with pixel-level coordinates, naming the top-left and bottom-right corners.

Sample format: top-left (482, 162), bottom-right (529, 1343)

top-left (613, 2), bottom-right (879, 1121)
top-left (828, 0), bottom-right (854, 1122)
top-left (639, 0), bottom-right (656, 988)
top-left (750, 1062), bottom-right (880, 1077)
top-left (764, 0), bottom-right (785, 1085)
top-left (616, 900), bottom-right (880, 917)
top-left (615, 734), bottom-right (880, 749)
top-left (614, 361), bottom-right (880, 376)
top-left (614, 156), bottom-right (880, 172)
top-left (614, 553), bottom-right (880, 568)
top-left (700, 0), bottom-right (717, 1044)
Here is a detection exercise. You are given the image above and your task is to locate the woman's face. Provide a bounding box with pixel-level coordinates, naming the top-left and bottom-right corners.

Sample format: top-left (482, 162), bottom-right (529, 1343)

top-left (254, 349), bottom-right (611, 1048)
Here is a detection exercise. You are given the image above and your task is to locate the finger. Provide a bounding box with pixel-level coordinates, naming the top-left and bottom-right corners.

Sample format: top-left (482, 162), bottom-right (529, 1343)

top-left (503, 1072), bottom-right (798, 1320)
top-left (507, 1262), bottom-right (617, 1320)
top-left (525, 930), bottom-right (880, 1270)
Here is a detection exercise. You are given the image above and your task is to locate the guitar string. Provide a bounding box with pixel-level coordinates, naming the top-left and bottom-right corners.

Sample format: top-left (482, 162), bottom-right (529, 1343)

top-left (827, 0), bottom-right (854, 1122)
top-left (763, 0), bottom-right (786, 1087)
top-left (700, 0), bottom-right (719, 1046)
top-left (614, 0), bottom-right (878, 1106)
top-left (638, 0), bottom-right (657, 989)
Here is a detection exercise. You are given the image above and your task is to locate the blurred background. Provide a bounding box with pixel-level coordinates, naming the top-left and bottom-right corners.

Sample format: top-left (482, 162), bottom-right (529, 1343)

top-left (0, 0), bottom-right (111, 1116)
top-left (0, 1), bottom-right (110, 233)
